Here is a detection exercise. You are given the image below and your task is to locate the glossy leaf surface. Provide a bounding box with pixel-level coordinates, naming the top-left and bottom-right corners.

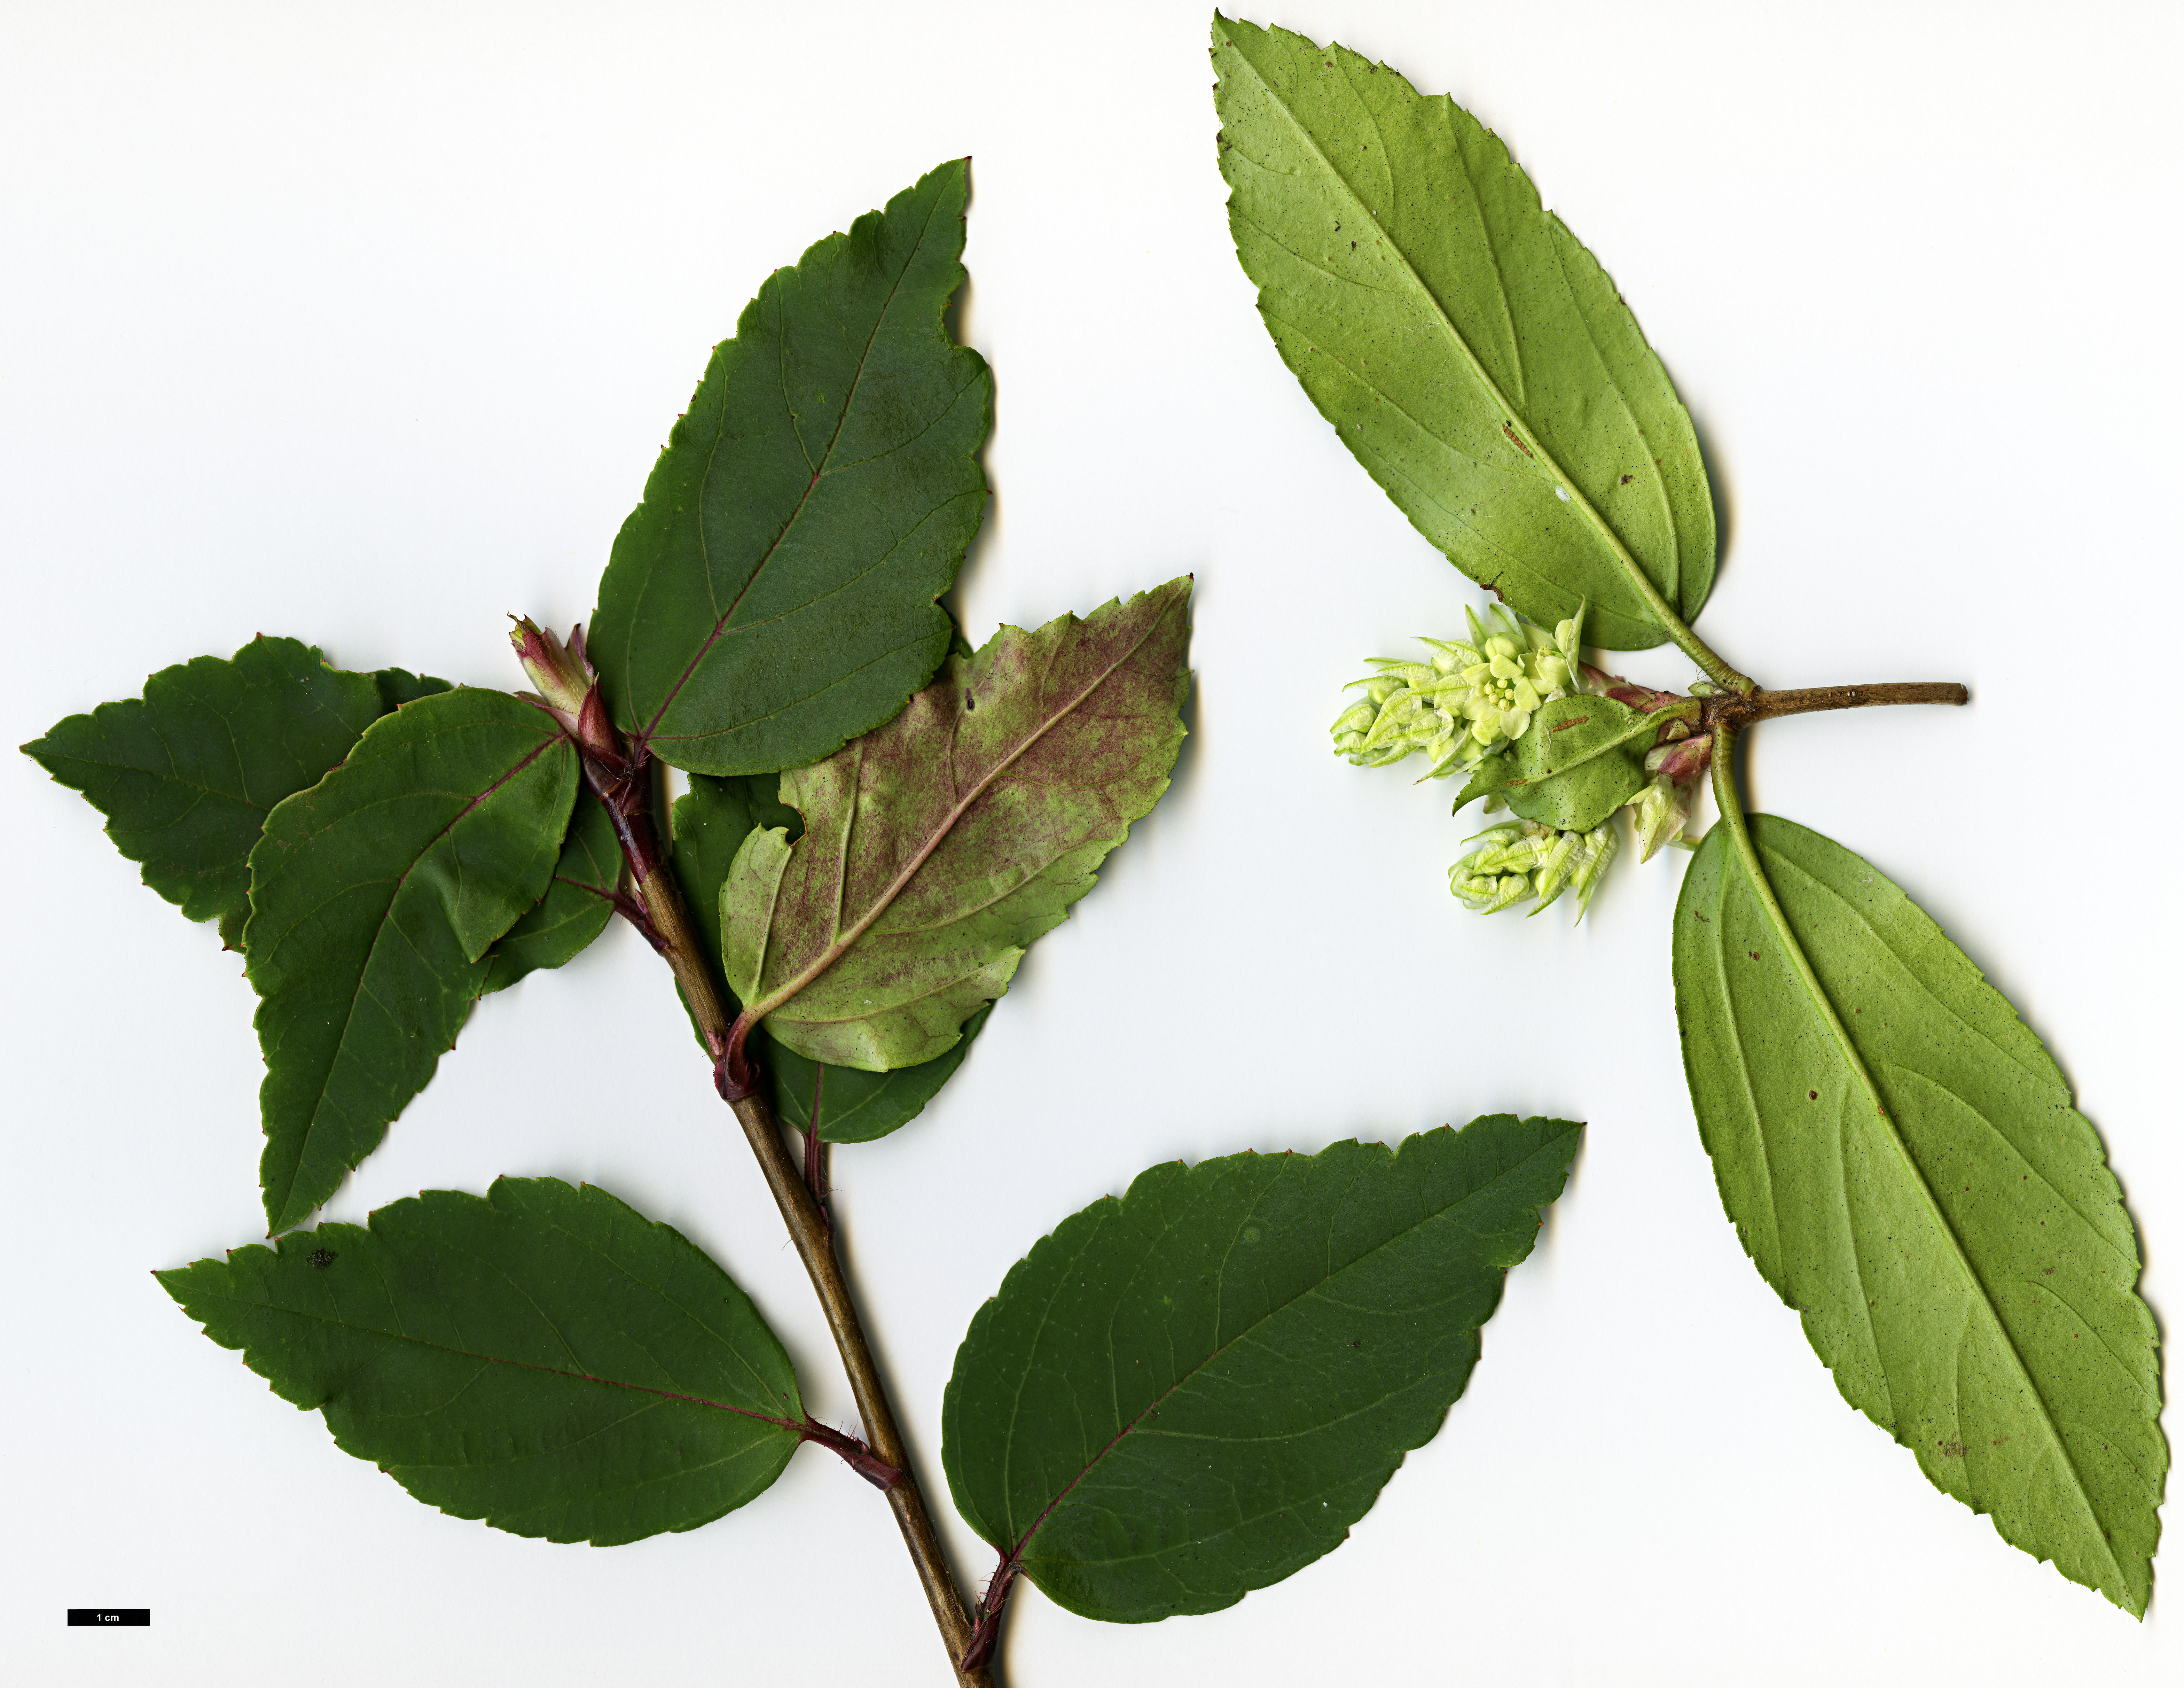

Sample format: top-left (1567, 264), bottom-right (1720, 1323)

top-left (943, 1116), bottom-right (1581, 1622)
top-left (1212, 15), bottom-right (1713, 648)
top-left (483, 788), bottom-right (621, 994)
top-left (721, 580), bottom-right (1191, 1070)
top-left (1674, 814), bottom-right (2164, 1613)
top-left (247, 690), bottom-right (577, 1231)
top-left (158, 1179), bottom-right (803, 1544)
top-left (22, 637), bottom-right (447, 947)
top-left (590, 160), bottom-right (992, 775)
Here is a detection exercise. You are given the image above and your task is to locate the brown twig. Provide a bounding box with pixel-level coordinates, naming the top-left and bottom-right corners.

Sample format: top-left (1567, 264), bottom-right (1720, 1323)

top-left (513, 622), bottom-right (989, 1685)
top-left (1704, 680), bottom-right (1968, 730)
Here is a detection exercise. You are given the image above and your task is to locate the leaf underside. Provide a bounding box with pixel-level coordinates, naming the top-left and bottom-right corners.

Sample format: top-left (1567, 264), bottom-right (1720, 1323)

top-left (1211, 15), bottom-right (1713, 648)
top-left (589, 158), bottom-right (993, 776)
top-left (671, 772), bottom-right (986, 1137)
top-left (721, 578), bottom-right (1192, 1071)
top-left (1674, 815), bottom-right (2164, 1614)
top-left (941, 1116), bottom-right (1582, 1623)
top-left (483, 787), bottom-right (621, 994)
top-left (22, 637), bottom-right (447, 948)
top-left (246, 689), bottom-right (577, 1232)
top-left (158, 1179), bottom-right (804, 1545)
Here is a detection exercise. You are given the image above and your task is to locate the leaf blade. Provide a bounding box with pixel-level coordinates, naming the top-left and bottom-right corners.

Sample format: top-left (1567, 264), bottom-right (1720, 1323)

top-left (482, 787), bottom-right (622, 994)
top-left (721, 579), bottom-right (1191, 1070)
top-left (21, 637), bottom-right (448, 948)
top-left (247, 689), bottom-right (577, 1231)
top-left (941, 1116), bottom-right (1581, 1622)
top-left (1211, 15), bottom-right (1713, 648)
top-left (157, 1178), bottom-right (803, 1545)
top-left (590, 160), bottom-right (992, 775)
top-left (1673, 813), bottom-right (2164, 1613)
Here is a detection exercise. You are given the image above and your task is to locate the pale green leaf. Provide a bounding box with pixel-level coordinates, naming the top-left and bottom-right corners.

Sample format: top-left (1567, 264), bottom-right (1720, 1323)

top-left (720, 581), bottom-right (1191, 1070)
top-left (1674, 814), bottom-right (2164, 1613)
top-left (1212, 15), bottom-right (1713, 648)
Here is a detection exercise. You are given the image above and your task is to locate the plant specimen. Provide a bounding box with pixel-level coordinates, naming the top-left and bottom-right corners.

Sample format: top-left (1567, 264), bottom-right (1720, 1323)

top-left (25, 158), bottom-right (1578, 1682)
top-left (1212, 11), bottom-right (2163, 1617)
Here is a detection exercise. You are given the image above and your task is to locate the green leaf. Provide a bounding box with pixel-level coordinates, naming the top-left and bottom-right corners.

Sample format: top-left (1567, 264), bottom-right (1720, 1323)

top-left (670, 770), bottom-right (992, 1139)
top-left (720, 579), bottom-right (1191, 1070)
top-left (157, 1178), bottom-right (805, 1545)
top-left (247, 690), bottom-right (578, 1232)
top-left (942, 1115), bottom-right (1582, 1623)
top-left (1211, 15), bottom-right (1714, 649)
top-left (590, 159), bottom-right (992, 776)
top-left (1496, 695), bottom-right (1651, 831)
top-left (671, 771), bottom-right (804, 972)
top-left (482, 788), bottom-right (622, 994)
top-left (1673, 813), bottom-right (2165, 1614)
top-left (21, 637), bottom-right (448, 949)
top-left (771, 1003), bottom-right (992, 1145)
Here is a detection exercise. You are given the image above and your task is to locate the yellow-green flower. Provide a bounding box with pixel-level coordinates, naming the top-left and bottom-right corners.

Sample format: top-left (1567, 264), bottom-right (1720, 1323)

top-left (1331, 602), bottom-right (1586, 778)
top-left (1448, 817), bottom-right (1618, 923)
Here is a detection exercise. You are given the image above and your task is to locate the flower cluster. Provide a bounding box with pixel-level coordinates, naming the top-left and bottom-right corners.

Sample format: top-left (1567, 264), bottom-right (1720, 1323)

top-left (1332, 600), bottom-right (1719, 921)
top-left (1330, 605), bottom-right (1584, 779)
top-left (1450, 820), bottom-right (1618, 919)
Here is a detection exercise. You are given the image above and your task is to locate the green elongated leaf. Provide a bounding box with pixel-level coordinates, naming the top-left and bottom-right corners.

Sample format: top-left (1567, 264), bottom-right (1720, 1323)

top-left (1211, 16), bottom-right (1713, 649)
top-left (158, 1178), bottom-right (805, 1545)
top-left (671, 771), bottom-right (992, 1139)
top-left (482, 788), bottom-right (621, 994)
top-left (590, 159), bottom-right (992, 776)
top-left (721, 579), bottom-right (1191, 1070)
top-left (1497, 694), bottom-right (1652, 830)
top-left (21, 637), bottom-right (448, 948)
top-left (942, 1115), bottom-right (1582, 1623)
top-left (1674, 814), bottom-right (2164, 1613)
top-left (247, 690), bottom-right (578, 1232)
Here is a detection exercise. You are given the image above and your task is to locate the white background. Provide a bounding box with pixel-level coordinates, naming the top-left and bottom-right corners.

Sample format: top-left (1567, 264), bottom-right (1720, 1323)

top-left (5, 2), bottom-right (2179, 1683)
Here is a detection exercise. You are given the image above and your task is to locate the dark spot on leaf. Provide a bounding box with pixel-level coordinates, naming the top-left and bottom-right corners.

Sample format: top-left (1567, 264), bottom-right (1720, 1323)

top-left (2044, 1267), bottom-right (2054, 1275)
top-left (1351, 241), bottom-right (1357, 251)
top-left (308, 1249), bottom-right (336, 1269)
top-left (1748, 951), bottom-right (1760, 961)
top-left (1937, 1439), bottom-right (1965, 1458)
top-left (964, 692), bottom-right (977, 712)
top-left (1807, 1090), bottom-right (1818, 1101)
top-left (1619, 474), bottom-right (1634, 485)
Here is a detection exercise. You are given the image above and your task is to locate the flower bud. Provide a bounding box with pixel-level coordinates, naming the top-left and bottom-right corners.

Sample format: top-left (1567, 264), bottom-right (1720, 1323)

top-left (1568, 822), bottom-right (1618, 919)
top-left (1627, 775), bottom-right (1689, 863)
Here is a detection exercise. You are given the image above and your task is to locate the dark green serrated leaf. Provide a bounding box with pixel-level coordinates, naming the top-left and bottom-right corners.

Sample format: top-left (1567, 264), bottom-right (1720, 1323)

top-left (1674, 814), bottom-right (2164, 1614)
top-left (21, 637), bottom-right (448, 949)
top-left (247, 690), bottom-right (577, 1232)
top-left (722, 580), bottom-right (1191, 1071)
top-left (1496, 695), bottom-right (1652, 831)
top-left (670, 771), bottom-right (983, 1139)
top-left (1212, 16), bottom-right (1713, 648)
top-left (157, 1178), bottom-right (804, 1545)
top-left (942, 1114), bottom-right (1581, 1623)
top-left (772, 1003), bottom-right (992, 1145)
top-left (482, 788), bottom-right (621, 994)
top-left (590, 159), bottom-right (992, 776)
